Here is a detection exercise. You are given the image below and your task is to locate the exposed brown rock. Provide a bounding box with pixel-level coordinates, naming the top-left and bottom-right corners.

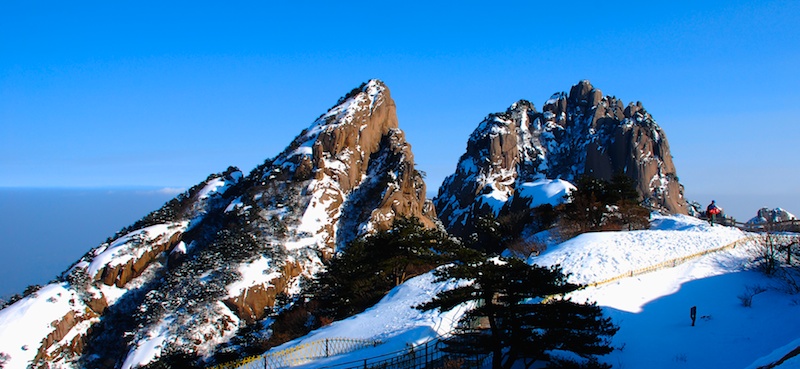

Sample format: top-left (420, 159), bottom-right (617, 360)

top-left (311, 84), bottom-right (398, 194)
top-left (584, 102), bottom-right (686, 214)
top-left (570, 82), bottom-right (686, 214)
top-left (96, 231), bottom-right (183, 288)
top-left (223, 261), bottom-right (303, 323)
top-left (223, 284), bottom-right (274, 324)
top-left (34, 307), bottom-right (99, 364)
top-left (370, 129), bottom-right (437, 231)
top-left (86, 296), bottom-right (108, 315)
top-left (279, 80), bottom-right (437, 249)
top-left (569, 80), bottom-right (603, 106)
top-left (624, 102), bottom-right (643, 118)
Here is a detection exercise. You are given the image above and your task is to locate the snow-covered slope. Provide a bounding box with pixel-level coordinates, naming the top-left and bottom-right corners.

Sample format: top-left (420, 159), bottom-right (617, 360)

top-left (530, 214), bottom-right (746, 285)
top-left (262, 272), bottom-right (469, 369)
top-left (0, 284), bottom-right (95, 369)
top-left (240, 215), bottom-right (800, 369)
top-left (747, 337), bottom-right (800, 369)
top-left (535, 216), bottom-right (800, 368)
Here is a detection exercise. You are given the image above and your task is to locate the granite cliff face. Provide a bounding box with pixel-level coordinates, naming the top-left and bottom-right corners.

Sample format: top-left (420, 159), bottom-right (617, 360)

top-left (435, 80), bottom-right (686, 236)
top-left (0, 80), bottom-right (436, 369)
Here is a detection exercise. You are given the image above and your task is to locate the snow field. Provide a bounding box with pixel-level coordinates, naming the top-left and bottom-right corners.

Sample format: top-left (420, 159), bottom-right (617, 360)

top-left (530, 214), bottom-right (800, 368)
top-left (530, 214), bottom-right (746, 286)
top-left (575, 252), bottom-right (800, 369)
top-left (225, 256), bottom-right (283, 299)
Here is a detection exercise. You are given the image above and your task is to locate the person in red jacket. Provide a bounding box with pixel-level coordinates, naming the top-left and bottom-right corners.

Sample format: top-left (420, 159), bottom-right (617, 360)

top-left (707, 200), bottom-right (722, 225)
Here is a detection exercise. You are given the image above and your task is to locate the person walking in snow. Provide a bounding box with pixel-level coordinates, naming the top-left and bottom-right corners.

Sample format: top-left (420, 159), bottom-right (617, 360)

top-left (707, 200), bottom-right (722, 225)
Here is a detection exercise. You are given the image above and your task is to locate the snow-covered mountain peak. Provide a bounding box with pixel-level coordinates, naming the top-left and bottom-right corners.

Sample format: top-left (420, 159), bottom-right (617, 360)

top-left (272, 79), bottom-right (391, 175)
top-left (319, 79), bottom-right (388, 127)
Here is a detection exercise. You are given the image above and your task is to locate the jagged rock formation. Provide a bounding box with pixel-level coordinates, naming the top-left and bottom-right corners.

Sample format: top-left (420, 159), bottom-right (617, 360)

top-left (435, 80), bottom-right (686, 236)
top-left (0, 80), bottom-right (436, 369)
top-left (748, 208), bottom-right (798, 224)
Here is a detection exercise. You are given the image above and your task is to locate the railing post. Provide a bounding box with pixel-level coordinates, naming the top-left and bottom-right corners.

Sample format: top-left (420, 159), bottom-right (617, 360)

top-left (425, 341), bottom-right (429, 366)
top-left (325, 338), bottom-right (329, 357)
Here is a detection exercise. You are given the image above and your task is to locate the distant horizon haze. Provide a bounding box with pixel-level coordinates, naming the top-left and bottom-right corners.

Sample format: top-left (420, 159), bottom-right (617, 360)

top-left (0, 188), bottom-right (177, 299)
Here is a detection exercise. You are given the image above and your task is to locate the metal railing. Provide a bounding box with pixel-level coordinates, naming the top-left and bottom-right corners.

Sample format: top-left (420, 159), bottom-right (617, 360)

top-left (700, 216), bottom-right (800, 233)
top-left (313, 336), bottom-right (489, 369)
top-left (208, 338), bottom-right (382, 369)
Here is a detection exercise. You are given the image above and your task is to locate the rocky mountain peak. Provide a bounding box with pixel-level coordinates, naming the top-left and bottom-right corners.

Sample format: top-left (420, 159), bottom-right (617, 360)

top-left (435, 80), bottom-right (687, 236)
top-left (623, 101), bottom-right (644, 118)
top-left (508, 99), bottom-right (537, 114)
top-left (210, 78), bottom-right (437, 353)
top-left (270, 79), bottom-right (394, 186)
top-left (263, 78), bottom-right (435, 247)
top-left (568, 79), bottom-right (603, 106)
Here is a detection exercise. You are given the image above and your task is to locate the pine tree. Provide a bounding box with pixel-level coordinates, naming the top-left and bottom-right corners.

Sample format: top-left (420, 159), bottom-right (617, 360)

top-left (311, 217), bottom-right (459, 321)
top-left (558, 174), bottom-right (649, 237)
top-left (418, 256), bottom-right (617, 369)
top-left (560, 176), bottom-right (607, 233)
top-left (607, 172), bottom-right (640, 205)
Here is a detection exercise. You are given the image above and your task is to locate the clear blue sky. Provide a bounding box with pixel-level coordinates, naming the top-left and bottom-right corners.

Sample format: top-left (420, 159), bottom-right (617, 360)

top-left (2, 1), bottom-right (799, 220)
